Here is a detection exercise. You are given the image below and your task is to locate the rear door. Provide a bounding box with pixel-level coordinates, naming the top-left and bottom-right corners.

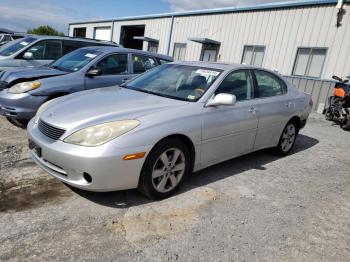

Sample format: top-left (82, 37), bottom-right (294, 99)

top-left (84, 53), bottom-right (130, 90)
top-left (252, 69), bottom-right (295, 150)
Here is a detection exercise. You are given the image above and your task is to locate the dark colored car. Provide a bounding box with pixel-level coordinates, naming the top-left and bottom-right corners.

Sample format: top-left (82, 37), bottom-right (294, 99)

top-left (0, 46), bottom-right (173, 126)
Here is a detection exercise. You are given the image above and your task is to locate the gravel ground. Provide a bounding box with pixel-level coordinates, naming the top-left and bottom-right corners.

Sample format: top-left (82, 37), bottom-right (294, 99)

top-left (0, 114), bottom-right (349, 262)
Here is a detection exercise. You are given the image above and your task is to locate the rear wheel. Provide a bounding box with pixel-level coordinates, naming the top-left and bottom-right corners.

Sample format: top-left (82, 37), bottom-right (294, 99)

top-left (273, 121), bottom-right (298, 156)
top-left (138, 138), bottom-right (190, 199)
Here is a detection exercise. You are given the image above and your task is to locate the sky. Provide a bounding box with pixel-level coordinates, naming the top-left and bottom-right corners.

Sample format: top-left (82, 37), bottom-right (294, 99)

top-left (0, 0), bottom-right (287, 34)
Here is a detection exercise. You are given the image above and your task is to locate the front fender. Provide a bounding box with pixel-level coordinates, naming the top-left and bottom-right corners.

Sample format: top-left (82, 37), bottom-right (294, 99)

top-left (30, 73), bottom-right (84, 96)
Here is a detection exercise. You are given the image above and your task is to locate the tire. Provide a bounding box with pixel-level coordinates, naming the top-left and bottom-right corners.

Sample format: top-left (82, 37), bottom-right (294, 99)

top-left (138, 138), bottom-right (191, 200)
top-left (340, 114), bottom-right (350, 131)
top-left (325, 109), bottom-right (334, 121)
top-left (273, 120), bottom-right (299, 156)
top-left (6, 117), bottom-right (29, 129)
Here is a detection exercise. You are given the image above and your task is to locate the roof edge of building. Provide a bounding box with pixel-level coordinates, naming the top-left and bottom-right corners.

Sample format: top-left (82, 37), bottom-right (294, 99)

top-left (69, 0), bottom-right (348, 26)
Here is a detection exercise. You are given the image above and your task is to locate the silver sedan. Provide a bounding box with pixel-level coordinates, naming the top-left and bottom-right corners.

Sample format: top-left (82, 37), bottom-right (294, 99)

top-left (27, 62), bottom-right (312, 199)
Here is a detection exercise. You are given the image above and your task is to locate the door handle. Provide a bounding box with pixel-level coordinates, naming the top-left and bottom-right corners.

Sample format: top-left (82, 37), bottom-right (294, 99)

top-left (285, 102), bottom-right (293, 108)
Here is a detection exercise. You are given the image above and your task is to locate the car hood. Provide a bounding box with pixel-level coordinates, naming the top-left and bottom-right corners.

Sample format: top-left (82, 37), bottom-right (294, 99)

top-left (40, 86), bottom-right (189, 131)
top-left (0, 66), bottom-right (67, 84)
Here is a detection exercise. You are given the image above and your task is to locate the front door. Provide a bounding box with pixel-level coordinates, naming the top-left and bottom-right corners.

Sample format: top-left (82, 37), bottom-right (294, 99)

top-left (84, 53), bottom-right (131, 90)
top-left (21, 40), bottom-right (62, 67)
top-left (201, 70), bottom-right (258, 166)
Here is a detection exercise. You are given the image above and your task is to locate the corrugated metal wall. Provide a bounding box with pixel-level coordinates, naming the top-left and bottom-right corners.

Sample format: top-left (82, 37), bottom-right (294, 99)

top-left (69, 3), bottom-right (350, 80)
top-left (70, 22), bottom-right (113, 39)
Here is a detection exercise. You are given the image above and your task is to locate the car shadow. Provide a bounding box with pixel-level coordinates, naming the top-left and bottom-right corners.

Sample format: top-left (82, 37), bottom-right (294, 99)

top-left (69, 134), bottom-right (319, 208)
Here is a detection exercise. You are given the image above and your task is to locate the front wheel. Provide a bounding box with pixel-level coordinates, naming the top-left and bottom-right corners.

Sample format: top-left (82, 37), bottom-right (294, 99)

top-left (273, 121), bottom-right (298, 156)
top-left (6, 117), bottom-right (29, 129)
top-left (138, 138), bottom-right (191, 199)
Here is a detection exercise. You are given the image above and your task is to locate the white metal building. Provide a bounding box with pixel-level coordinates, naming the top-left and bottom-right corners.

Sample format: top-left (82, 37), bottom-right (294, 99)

top-left (69, 0), bottom-right (350, 80)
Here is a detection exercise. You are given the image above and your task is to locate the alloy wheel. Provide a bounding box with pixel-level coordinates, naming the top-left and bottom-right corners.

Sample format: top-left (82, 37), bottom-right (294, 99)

top-left (151, 148), bottom-right (186, 193)
top-left (281, 124), bottom-right (296, 152)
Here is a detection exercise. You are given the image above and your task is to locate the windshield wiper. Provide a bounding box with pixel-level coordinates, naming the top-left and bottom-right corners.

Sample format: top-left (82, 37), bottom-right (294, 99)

top-left (50, 65), bottom-right (73, 72)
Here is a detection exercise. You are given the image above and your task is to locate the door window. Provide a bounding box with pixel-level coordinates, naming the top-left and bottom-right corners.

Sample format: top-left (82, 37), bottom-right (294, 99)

top-left (63, 40), bottom-right (88, 55)
top-left (25, 40), bottom-right (62, 60)
top-left (132, 55), bottom-right (157, 73)
top-left (215, 70), bottom-right (254, 101)
top-left (94, 54), bottom-right (128, 75)
top-left (254, 70), bottom-right (287, 98)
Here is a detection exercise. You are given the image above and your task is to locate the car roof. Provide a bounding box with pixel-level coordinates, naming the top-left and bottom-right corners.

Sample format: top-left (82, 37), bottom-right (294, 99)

top-left (79, 46), bottom-right (173, 60)
top-left (168, 61), bottom-right (281, 74)
top-left (25, 35), bottom-right (119, 46)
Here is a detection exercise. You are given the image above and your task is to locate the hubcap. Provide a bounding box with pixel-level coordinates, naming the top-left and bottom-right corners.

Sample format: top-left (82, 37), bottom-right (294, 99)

top-left (281, 124), bottom-right (296, 152)
top-left (152, 148), bottom-right (186, 193)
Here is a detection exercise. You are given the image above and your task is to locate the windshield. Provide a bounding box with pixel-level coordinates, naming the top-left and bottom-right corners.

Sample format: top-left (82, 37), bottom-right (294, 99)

top-left (124, 64), bottom-right (222, 102)
top-left (51, 49), bottom-right (102, 72)
top-left (0, 37), bottom-right (37, 56)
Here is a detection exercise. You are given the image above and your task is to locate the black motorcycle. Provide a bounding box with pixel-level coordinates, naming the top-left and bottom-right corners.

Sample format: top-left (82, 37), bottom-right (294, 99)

top-left (324, 75), bottom-right (350, 130)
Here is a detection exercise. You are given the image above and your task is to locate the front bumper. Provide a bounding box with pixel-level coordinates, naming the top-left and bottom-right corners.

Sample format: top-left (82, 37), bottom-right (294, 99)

top-left (0, 90), bottom-right (47, 120)
top-left (27, 118), bottom-right (152, 192)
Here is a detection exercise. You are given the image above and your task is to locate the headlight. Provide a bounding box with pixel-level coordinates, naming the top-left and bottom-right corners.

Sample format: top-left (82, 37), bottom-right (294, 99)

top-left (63, 120), bottom-right (140, 147)
top-left (8, 81), bottom-right (41, 94)
top-left (36, 99), bottom-right (56, 116)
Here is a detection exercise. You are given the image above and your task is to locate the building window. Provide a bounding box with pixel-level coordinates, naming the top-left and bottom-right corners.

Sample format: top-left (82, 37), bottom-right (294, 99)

top-left (73, 27), bottom-right (86, 38)
top-left (173, 43), bottom-right (186, 61)
top-left (292, 48), bottom-right (327, 78)
top-left (148, 42), bottom-right (159, 53)
top-left (241, 45), bottom-right (265, 66)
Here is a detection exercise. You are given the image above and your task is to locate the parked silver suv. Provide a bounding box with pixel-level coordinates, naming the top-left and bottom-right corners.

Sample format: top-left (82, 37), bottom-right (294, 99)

top-left (0, 35), bottom-right (119, 72)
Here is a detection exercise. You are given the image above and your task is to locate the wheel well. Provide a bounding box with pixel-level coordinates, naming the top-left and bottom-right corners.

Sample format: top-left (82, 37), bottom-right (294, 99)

top-left (45, 92), bottom-right (70, 102)
top-left (289, 116), bottom-right (301, 130)
top-left (155, 134), bottom-right (196, 172)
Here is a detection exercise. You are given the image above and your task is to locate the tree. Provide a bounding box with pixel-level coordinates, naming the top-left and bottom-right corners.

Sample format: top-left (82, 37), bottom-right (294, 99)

top-left (27, 26), bottom-right (65, 36)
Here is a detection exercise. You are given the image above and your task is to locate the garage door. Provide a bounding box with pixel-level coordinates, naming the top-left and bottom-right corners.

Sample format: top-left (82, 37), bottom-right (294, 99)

top-left (94, 27), bottom-right (111, 41)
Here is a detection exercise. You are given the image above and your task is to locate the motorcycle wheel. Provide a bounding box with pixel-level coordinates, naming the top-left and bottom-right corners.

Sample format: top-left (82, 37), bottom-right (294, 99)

top-left (325, 109), bottom-right (334, 121)
top-left (340, 114), bottom-right (350, 131)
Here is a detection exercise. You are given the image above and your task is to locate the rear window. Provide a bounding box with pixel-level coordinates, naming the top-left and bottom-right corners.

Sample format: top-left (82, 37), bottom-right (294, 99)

top-left (0, 37), bottom-right (37, 56)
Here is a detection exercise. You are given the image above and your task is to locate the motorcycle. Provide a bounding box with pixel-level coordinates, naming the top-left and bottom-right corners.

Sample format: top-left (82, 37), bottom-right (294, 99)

top-left (324, 75), bottom-right (350, 130)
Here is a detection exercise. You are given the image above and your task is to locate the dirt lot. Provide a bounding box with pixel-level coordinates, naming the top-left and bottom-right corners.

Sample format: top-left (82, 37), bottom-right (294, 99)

top-left (0, 114), bottom-right (349, 262)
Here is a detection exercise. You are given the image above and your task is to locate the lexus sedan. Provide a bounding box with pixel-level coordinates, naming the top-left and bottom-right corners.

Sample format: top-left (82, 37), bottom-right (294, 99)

top-left (0, 46), bottom-right (172, 126)
top-left (27, 62), bottom-right (312, 199)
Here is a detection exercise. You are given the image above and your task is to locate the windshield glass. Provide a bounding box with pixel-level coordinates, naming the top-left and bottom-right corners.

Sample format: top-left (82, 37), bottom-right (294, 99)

top-left (0, 37), bottom-right (37, 56)
top-left (124, 64), bottom-right (222, 102)
top-left (51, 49), bottom-right (102, 72)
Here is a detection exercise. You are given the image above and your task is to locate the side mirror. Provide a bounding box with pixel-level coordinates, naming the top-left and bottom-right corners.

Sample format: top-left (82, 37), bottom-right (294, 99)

top-left (23, 52), bottom-right (33, 60)
top-left (206, 93), bottom-right (236, 107)
top-left (86, 69), bottom-right (102, 78)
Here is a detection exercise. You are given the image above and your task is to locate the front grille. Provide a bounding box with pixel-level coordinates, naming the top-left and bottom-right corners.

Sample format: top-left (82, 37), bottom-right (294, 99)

top-left (38, 119), bottom-right (66, 141)
top-left (0, 81), bottom-right (8, 90)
